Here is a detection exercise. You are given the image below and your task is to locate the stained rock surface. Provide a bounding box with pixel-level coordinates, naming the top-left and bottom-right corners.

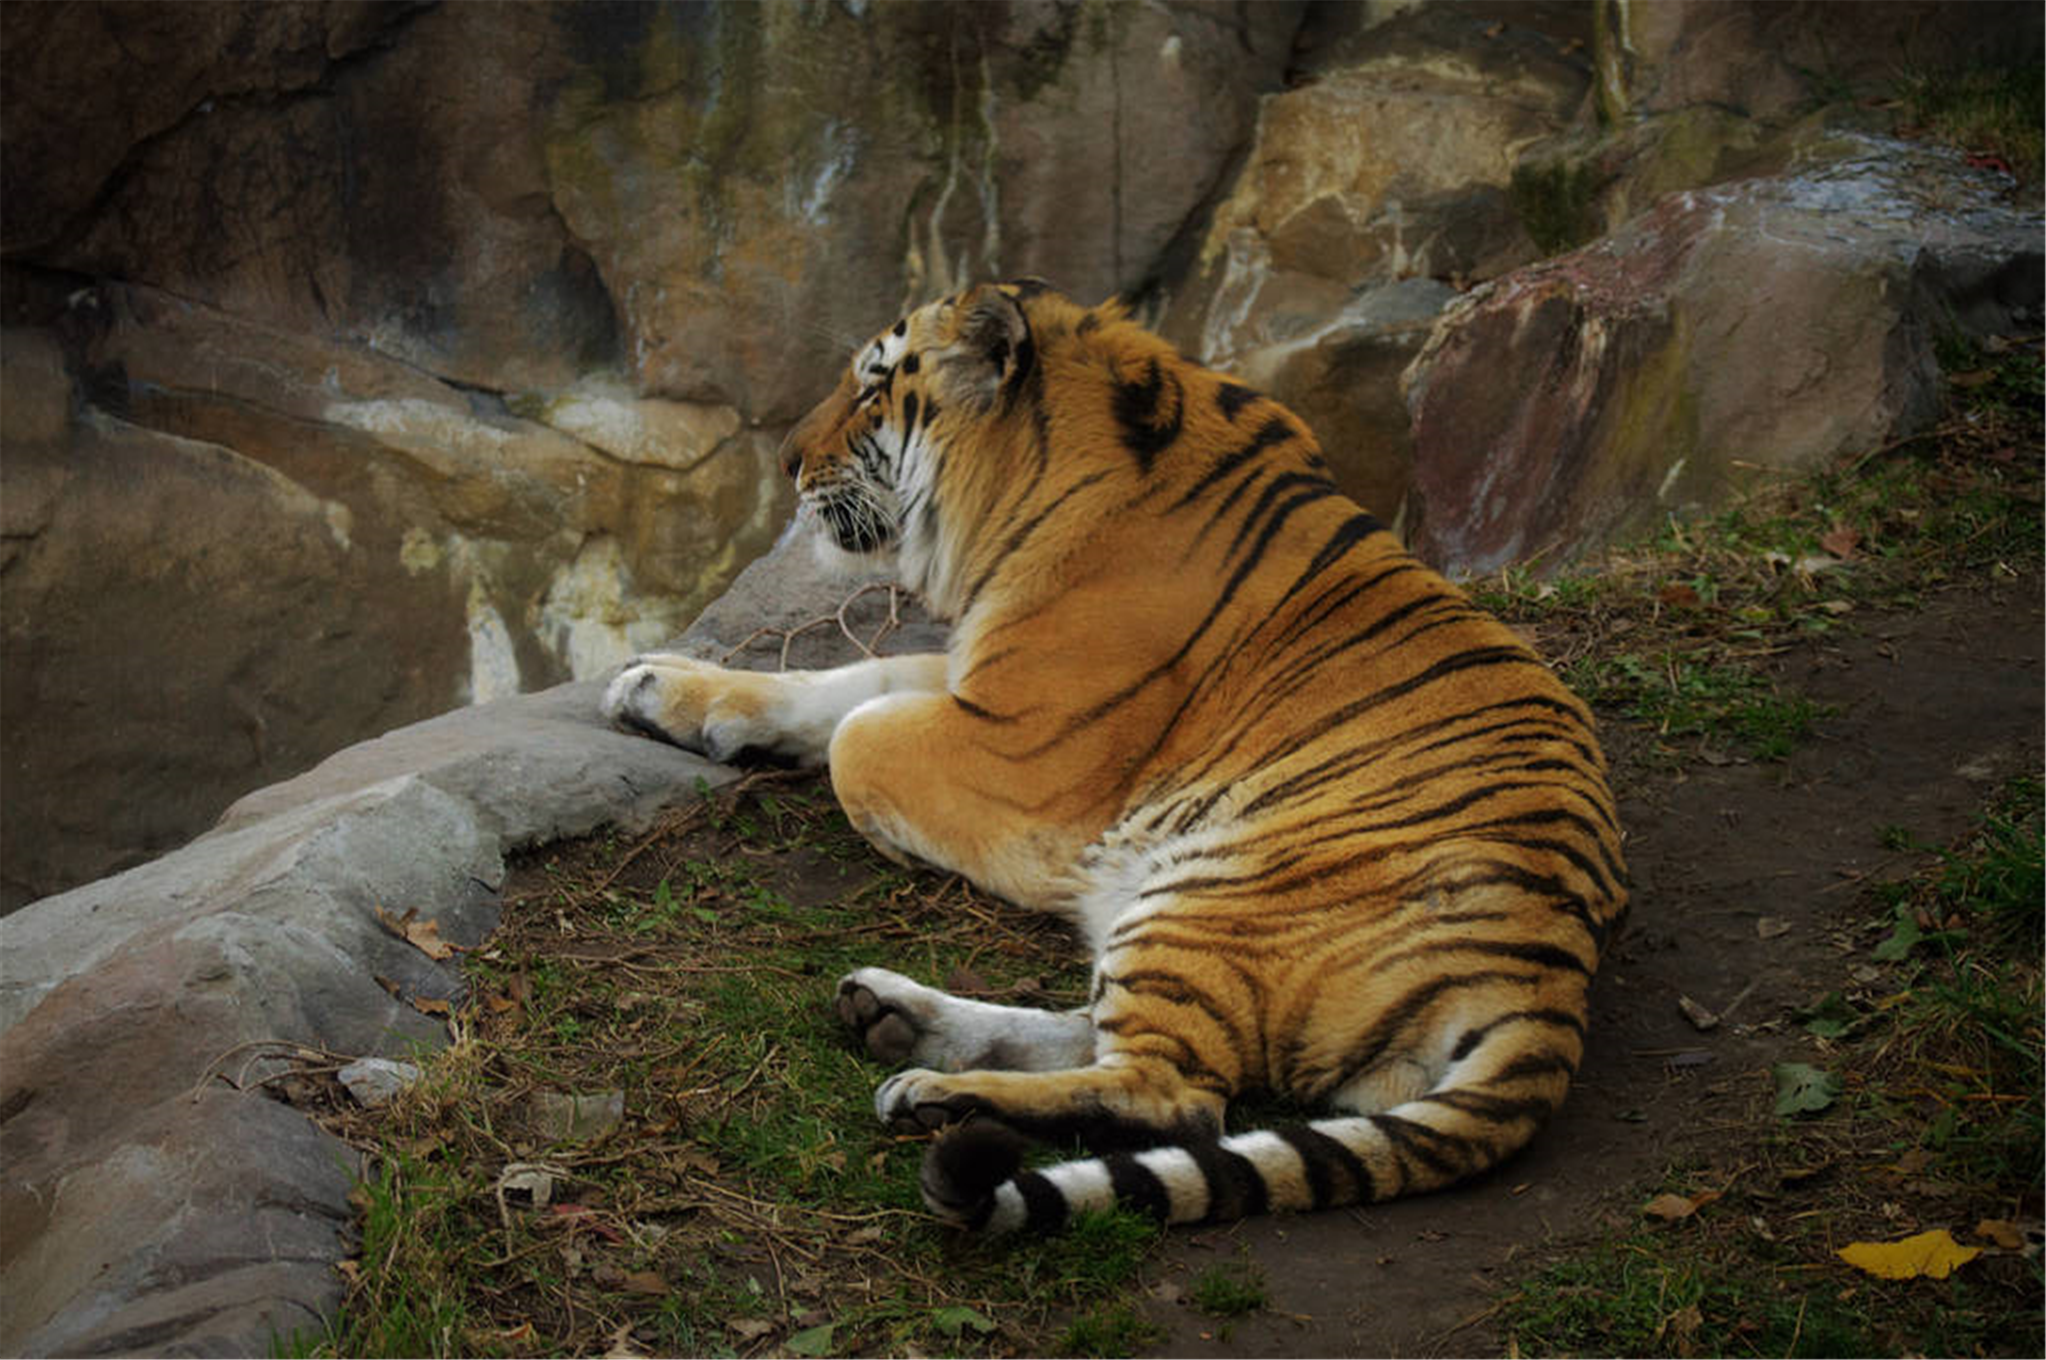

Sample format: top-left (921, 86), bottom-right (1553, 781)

top-left (0, 534), bottom-right (922, 1357)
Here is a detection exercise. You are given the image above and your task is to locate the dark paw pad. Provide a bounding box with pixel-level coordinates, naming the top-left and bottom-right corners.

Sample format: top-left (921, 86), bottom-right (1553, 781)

top-left (835, 981), bottom-right (919, 1064)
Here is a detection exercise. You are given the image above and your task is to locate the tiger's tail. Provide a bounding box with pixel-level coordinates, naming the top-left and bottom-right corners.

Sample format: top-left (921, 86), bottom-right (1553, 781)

top-left (921, 1032), bottom-right (1580, 1233)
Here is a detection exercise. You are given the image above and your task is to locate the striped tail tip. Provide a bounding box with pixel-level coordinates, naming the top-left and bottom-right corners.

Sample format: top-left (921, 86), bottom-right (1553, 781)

top-left (920, 1120), bottom-right (1033, 1230)
top-left (920, 1126), bottom-right (1317, 1235)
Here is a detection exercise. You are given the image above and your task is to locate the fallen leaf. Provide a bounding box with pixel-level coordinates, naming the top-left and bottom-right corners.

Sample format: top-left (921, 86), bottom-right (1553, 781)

top-left (1773, 1062), bottom-right (1842, 1117)
top-left (945, 965), bottom-right (990, 994)
top-left (551, 1203), bottom-right (625, 1244)
top-left (1658, 583), bottom-right (1701, 607)
top-left (1946, 367), bottom-right (1998, 388)
top-left (931, 1305), bottom-right (997, 1337)
top-left (601, 1320), bottom-right (648, 1359)
top-left (1975, 1218), bottom-right (2024, 1250)
top-left (622, 1269), bottom-right (669, 1296)
top-left (373, 904), bottom-right (459, 960)
top-left (671, 1146), bottom-right (721, 1177)
top-left (1644, 1192), bottom-right (1701, 1221)
top-left (411, 996), bottom-right (453, 1018)
top-left (1756, 917), bottom-right (1792, 939)
top-left (728, 1318), bottom-right (775, 1341)
top-left (1818, 525), bottom-right (1861, 559)
top-left (1652, 1301), bottom-right (1702, 1346)
top-left (1837, 1228), bottom-right (1982, 1279)
top-left (1644, 1189), bottom-right (1723, 1222)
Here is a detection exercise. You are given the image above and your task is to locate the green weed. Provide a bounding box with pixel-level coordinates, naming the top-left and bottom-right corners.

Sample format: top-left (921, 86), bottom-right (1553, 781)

top-left (1502, 1230), bottom-right (1930, 1357)
top-left (1187, 1260), bottom-right (1269, 1317)
top-left (1564, 651), bottom-right (1830, 761)
top-left (1895, 61), bottom-right (2045, 193)
top-left (1055, 1301), bottom-right (1165, 1358)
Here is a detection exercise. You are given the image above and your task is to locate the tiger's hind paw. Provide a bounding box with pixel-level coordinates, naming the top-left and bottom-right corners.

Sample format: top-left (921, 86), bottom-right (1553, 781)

top-left (920, 1120), bottom-right (1030, 1228)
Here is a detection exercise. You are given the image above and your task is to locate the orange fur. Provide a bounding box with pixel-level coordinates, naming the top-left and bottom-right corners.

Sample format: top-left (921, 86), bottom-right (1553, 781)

top-left (606, 282), bottom-right (1627, 1234)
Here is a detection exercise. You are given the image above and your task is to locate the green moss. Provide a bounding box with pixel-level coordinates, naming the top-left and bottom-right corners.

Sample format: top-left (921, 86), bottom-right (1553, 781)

top-left (1510, 155), bottom-right (1610, 255)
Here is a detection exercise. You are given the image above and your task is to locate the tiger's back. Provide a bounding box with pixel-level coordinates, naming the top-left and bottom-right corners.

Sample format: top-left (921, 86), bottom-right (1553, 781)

top-left (604, 280), bottom-right (1626, 1233)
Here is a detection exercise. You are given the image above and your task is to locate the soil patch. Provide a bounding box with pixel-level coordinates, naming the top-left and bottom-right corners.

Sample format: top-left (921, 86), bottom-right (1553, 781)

top-left (1140, 574), bottom-right (2042, 1357)
top-left (345, 573), bottom-right (2034, 1360)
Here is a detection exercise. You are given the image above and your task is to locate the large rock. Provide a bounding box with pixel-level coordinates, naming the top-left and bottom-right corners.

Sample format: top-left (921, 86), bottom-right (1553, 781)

top-left (1185, 266), bottom-right (1455, 522)
top-left (1158, 4), bottom-right (1589, 521)
top-left (1172, 1), bottom-right (1592, 351)
top-left (543, 0), bottom-right (1298, 418)
top-left (0, 286), bottom-right (790, 908)
top-left (0, 528), bottom-right (927, 1357)
top-left (1400, 136), bottom-right (2045, 575)
top-left (0, 0), bottom-right (1301, 904)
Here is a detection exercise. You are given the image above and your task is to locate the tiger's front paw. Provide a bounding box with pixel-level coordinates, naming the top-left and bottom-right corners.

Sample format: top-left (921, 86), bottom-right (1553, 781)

top-left (600, 654), bottom-right (775, 763)
top-left (874, 1069), bottom-right (985, 1134)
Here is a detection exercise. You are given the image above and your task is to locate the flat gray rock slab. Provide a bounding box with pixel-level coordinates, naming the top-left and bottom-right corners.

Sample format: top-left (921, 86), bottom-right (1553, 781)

top-left (0, 534), bottom-right (933, 1356)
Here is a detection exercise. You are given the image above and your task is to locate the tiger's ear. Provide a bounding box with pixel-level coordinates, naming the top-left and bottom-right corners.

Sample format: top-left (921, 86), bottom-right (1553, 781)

top-left (952, 285), bottom-right (1034, 411)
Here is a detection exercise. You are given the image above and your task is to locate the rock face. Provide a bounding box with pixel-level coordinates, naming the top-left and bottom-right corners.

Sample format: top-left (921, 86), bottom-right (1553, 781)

top-left (0, 283), bottom-right (788, 907)
top-left (1400, 138), bottom-right (2044, 573)
top-left (0, 0), bottom-right (1299, 907)
top-left (0, 0), bottom-right (2039, 906)
top-left (1159, 4), bottom-right (1592, 521)
top-left (0, 533), bottom-right (925, 1357)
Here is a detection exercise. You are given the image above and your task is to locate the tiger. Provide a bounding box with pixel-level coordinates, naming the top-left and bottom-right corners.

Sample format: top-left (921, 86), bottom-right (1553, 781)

top-left (602, 280), bottom-right (1627, 1235)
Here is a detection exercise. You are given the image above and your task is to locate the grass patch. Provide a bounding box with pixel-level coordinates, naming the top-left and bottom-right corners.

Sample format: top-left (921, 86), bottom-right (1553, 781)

top-left (1471, 341), bottom-right (2042, 763)
top-left (1895, 60), bottom-right (2044, 195)
top-left (296, 773), bottom-right (1164, 1358)
top-left (1500, 775), bottom-right (2045, 1358)
top-left (1187, 1259), bottom-right (1269, 1318)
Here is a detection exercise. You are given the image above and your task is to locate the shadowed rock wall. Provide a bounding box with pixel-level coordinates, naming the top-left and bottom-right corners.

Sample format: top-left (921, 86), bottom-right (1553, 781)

top-left (0, 0), bottom-right (1300, 907)
top-left (2, 0), bottom-right (2039, 910)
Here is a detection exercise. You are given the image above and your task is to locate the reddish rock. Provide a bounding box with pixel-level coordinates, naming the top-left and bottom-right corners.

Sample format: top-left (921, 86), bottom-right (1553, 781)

top-left (1401, 139), bottom-right (2044, 575)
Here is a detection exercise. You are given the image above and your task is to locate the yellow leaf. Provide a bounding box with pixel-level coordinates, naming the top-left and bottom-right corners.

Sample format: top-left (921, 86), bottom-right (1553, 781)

top-left (1644, 1192), bottom-right (1699, 1221)
top-left (1837, 1228), bottom-right (1982, 1279)
top-left (373, 904), bottom-right (459, 959)
top-left (1643, 1189), bottom-right (1720, 1222)
top-left (1975, 1219), bottom-right (2023, 1250)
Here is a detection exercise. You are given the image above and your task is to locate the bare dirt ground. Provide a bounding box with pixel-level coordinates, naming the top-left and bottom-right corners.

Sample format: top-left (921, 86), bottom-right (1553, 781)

top-left (1138, 573), bottom-right (2043, 1357)
top-left (327, 566), bottom-right (2037, 1360)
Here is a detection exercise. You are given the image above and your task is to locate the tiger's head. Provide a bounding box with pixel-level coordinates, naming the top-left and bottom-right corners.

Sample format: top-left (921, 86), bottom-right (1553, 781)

top-left (776, 280), bottom-right (1070, 606)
